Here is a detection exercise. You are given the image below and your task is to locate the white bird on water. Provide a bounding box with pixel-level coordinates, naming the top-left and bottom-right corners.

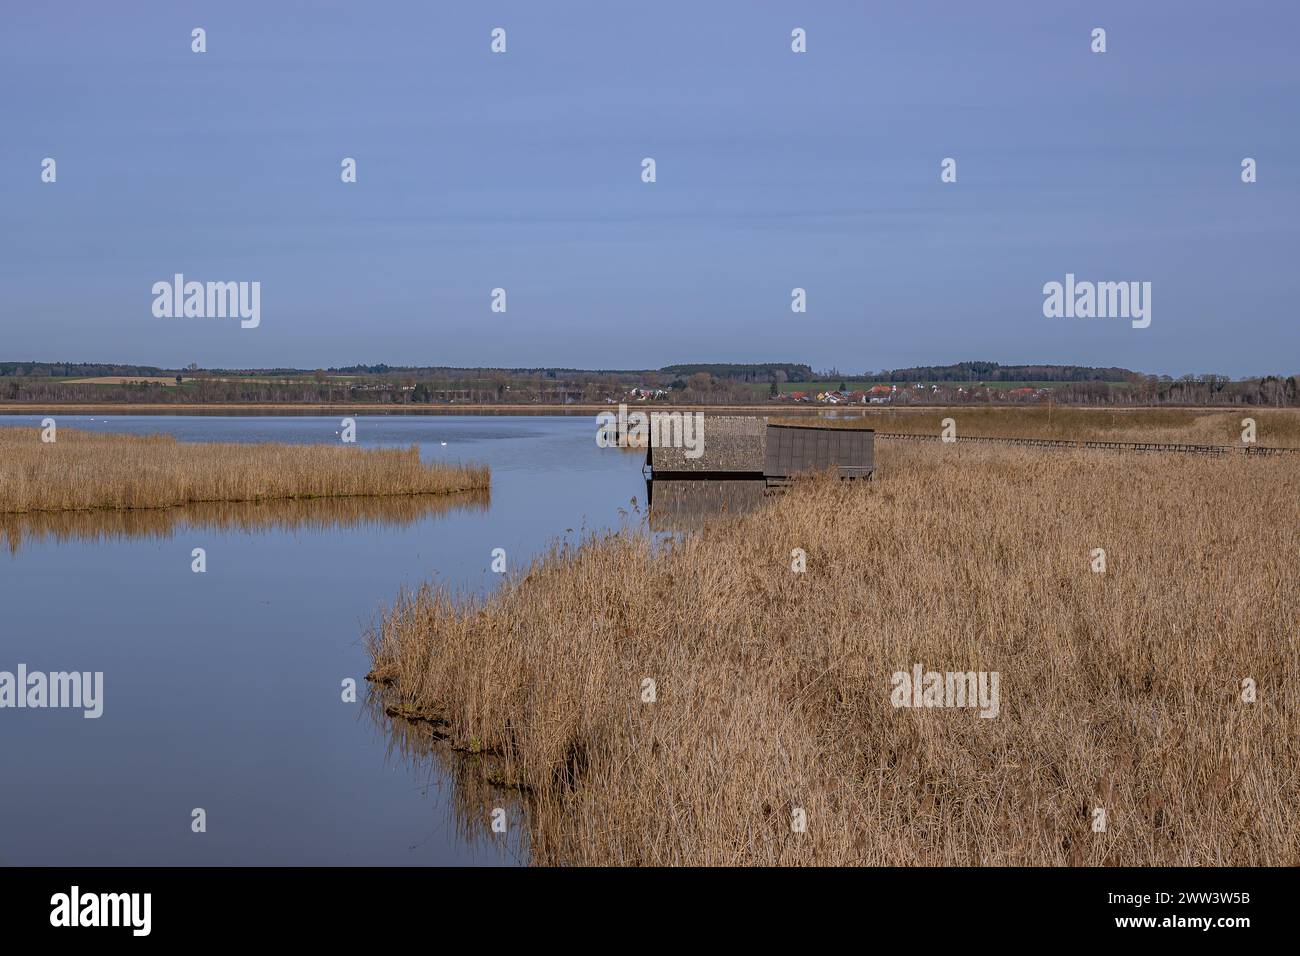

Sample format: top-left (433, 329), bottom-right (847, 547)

top-left (440, 441), bottom-right (447, 446)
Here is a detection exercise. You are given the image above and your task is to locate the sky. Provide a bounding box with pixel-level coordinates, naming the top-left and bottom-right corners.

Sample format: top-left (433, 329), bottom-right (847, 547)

top-left (1, 0), bottom-right (1296, 377)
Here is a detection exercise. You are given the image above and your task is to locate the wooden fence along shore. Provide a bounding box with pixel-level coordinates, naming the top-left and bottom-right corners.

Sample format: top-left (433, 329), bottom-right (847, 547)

top-left (875, 432), bottom-right (1300, 456)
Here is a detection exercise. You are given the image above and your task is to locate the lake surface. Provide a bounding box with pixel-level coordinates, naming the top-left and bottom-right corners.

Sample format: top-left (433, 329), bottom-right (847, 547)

top-left (0, 414), bottom-right (647, 865)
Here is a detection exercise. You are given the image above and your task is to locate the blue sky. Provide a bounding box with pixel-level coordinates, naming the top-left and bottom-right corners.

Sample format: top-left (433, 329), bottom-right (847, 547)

top-left (2, 0), bottom-right (1296, 376)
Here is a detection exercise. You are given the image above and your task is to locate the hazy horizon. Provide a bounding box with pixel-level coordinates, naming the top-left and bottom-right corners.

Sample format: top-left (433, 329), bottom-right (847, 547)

top-left (3, 0), bottom-right (1297, 377)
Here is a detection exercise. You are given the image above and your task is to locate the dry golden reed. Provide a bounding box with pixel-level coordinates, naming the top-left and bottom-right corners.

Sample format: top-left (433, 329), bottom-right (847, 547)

top-left (369, 442), bottom-right (1300, 866)
top-left (0, 426), bottom-right (489, 514)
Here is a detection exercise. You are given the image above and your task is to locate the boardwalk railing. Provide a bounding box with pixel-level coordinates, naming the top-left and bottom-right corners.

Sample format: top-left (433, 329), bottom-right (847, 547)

top-left (876, 432), bottom-right (1299, 456)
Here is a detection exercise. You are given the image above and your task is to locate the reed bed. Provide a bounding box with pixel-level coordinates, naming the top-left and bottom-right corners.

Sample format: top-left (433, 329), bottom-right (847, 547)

top-left (368, 442), bottom-right (1300, 865)
top-left (0, 426), bottom-right (489, 514)
top-left (774, 406), bottom-right (1300, 446)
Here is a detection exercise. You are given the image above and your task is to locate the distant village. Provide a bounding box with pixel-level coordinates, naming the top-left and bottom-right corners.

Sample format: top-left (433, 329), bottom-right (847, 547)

top-left (770, 384), bottom-right (1055, 405)
top-left (621, 383), bottom-right (1056, 405)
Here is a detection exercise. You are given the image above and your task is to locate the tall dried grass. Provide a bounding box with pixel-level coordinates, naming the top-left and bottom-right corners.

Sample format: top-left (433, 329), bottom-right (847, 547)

top-left (368, 443), bottom-right (1300, 865)
top-left (0, 426), bottom-right (489, 514)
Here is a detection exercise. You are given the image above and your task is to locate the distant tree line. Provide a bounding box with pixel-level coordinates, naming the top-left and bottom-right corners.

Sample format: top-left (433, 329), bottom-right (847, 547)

top-left (0, 361), bottom-right (168, 377)
top-left (660, 363), bottom-right (815, 383)
top-left (869, 362), bottom-right (1145, 384)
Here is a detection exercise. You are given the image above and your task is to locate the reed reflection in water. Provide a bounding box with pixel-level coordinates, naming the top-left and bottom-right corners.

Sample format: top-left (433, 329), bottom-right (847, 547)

top-left (363, 686), bottom-right (529, 864)
top-left (0, 490), bottom-right (489, 554)
top-left (646, 478), bottom-right (769, 532)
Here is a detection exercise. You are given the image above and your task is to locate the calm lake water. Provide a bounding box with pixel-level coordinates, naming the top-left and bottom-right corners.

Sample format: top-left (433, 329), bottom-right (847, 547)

top-left (0, 414), bottom-right (647, 866)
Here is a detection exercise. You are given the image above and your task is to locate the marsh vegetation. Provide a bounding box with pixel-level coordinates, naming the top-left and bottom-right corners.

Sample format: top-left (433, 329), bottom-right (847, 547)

top-left (369, 439), bottom-right (1299, 865)
top-left (0, 426), bottom-right (490, 515)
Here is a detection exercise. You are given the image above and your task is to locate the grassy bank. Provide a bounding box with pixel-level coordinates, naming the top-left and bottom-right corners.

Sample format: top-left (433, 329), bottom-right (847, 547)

top-left (368, 442), bottom-right (1299, 865)
top-left (0, 427), bottom-right (489, 514)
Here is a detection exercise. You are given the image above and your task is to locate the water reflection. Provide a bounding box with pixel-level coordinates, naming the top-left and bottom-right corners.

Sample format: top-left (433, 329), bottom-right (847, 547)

top-left (2, 415), bottom-right (649, 865)
top-left (363, 687), bottom-right (529, 864)
top-left (646, 478), bottom-right (770, 531)
top-left (1, 491), bottom-right (489, 554)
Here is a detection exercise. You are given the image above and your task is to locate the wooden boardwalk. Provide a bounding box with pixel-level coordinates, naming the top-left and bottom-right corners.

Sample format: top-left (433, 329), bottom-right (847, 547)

top-left (877, 432), bottom-right (1299, 456)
